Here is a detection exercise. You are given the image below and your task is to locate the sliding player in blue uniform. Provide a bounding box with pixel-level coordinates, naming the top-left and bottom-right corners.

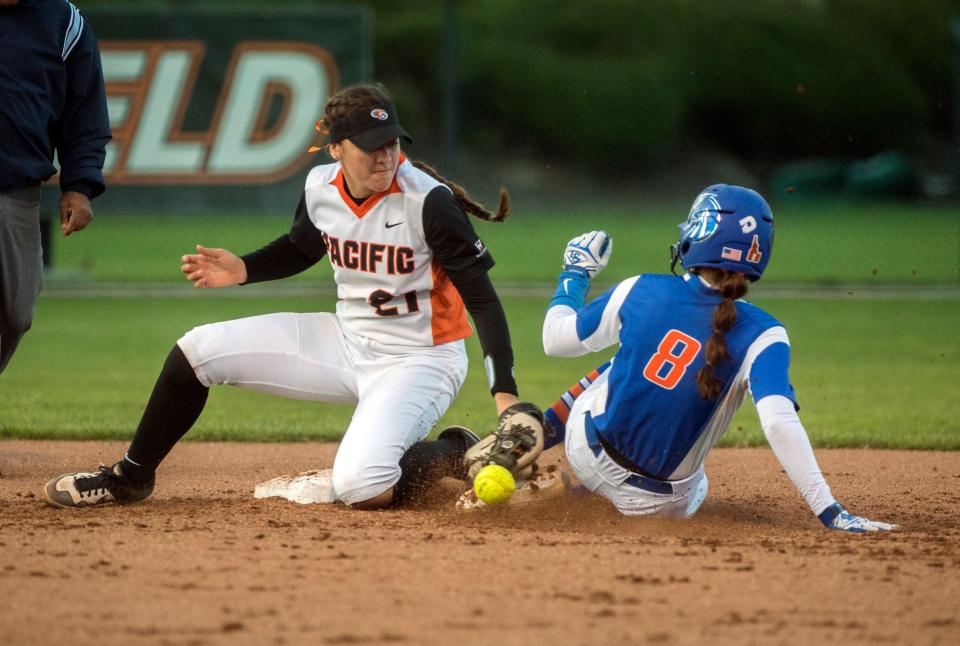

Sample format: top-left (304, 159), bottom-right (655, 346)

top-left (540, 185), bottom-right (896, 532)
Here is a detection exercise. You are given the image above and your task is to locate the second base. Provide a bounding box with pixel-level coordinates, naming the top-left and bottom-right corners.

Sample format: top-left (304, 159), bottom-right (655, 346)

top-left (253, 468), bottom-right (336, 504)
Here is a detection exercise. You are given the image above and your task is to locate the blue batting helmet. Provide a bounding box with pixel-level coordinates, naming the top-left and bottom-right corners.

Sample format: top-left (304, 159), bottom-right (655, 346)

top-left (670, 184), bottom-right (774, 282)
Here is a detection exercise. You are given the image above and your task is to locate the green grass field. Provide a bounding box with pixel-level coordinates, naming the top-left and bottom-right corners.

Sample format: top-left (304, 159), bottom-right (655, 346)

top-left (47, 202), bottom-right (959, 284)
top-left (1, 293), bottom-right (957, 449)
top-left (5, 201), bottom-right (957, 449)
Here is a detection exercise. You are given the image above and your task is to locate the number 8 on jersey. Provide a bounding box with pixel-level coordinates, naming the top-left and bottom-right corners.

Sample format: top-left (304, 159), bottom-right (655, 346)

top-left (642, 329), bottom-right (702, 390)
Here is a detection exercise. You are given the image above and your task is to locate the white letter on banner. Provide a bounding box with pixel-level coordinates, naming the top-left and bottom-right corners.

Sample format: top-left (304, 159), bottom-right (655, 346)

top-left (100, 50), bottom-right (147, 173)
top-left (127, 50), bottom-right (205, 173)
top-left (207, 51), bottom-right (326, 174)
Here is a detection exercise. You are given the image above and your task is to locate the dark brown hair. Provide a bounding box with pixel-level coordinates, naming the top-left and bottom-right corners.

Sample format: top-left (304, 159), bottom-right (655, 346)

top-left (319, 84), bottom-right (509, 222)
top-left (695, 270), bottom-right (750, 399)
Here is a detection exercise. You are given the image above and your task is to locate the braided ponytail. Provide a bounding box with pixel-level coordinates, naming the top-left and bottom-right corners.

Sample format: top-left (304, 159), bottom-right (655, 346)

top-left (411, 161), bottom-right (510, 223)
top-left (695, 270), bottom-right (750, 399)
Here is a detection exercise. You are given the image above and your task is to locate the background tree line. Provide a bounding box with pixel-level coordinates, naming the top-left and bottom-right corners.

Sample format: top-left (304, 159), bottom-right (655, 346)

top-left (91, 0), bottom-right (959, 185)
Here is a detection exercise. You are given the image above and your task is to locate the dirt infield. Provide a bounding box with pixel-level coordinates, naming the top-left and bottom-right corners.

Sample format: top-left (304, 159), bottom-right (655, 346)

top-left (1, 441), bottom-right (958, 646)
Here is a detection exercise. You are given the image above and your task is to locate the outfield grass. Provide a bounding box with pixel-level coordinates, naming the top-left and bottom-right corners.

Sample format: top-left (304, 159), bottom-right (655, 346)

top-left (47, 201), bottom-right (960, 284)
top-left (1, 293), bottom-right (956, 449)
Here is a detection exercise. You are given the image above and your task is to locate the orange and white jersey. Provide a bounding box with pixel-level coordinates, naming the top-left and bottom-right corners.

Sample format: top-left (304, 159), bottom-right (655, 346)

top-left (295, 157), bottom-right (493, 350)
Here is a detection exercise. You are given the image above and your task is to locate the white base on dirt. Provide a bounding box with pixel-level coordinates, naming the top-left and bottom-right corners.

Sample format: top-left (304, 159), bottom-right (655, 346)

top-left (253, 469), bottom-right (336, 504)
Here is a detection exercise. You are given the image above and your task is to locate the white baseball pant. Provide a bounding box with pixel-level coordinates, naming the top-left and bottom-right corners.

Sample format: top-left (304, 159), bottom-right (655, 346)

top-left (563, 370), bottom-right (708, 518)
top-left (178, 311), bottom-right (468, 504)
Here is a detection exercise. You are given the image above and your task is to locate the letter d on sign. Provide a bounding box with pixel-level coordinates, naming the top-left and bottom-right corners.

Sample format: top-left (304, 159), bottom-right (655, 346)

top-left (208, 43), bottom-right (334, 177)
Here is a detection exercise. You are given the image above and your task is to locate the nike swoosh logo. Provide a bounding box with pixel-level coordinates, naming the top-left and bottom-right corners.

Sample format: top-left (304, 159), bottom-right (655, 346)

top-left (563, 278), bottom-right (572, 294)
top-left (385, 221), bottom-right (404, 228)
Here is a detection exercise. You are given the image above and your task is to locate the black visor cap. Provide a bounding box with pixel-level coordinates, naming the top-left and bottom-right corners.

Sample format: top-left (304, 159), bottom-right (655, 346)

top-left (328, 104), bottom-right (413, 152)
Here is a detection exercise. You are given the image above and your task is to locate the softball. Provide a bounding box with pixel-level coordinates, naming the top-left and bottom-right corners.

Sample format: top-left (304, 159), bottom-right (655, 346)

top-left (473, 464), bottom-right (515, 506)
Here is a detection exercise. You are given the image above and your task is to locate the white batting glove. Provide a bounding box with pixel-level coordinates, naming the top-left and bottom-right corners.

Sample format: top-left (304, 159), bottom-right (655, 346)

top-left (562, 230), bottom-right (612, 278)
top-left (818, 503), bottom-right (898, 532)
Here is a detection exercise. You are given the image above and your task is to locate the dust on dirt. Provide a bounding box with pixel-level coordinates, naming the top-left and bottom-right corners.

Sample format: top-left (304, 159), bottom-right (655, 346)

top-left (1, 440), bottom-right (958, 646)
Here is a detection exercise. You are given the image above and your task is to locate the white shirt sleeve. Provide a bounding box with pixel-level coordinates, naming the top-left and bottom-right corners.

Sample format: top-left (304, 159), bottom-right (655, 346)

top-left (542, 276), bottom-right (638, 358)
top-left (542, 305), bottom-right (591, 357)
top-left (755, 394), bottom-right (836, 517)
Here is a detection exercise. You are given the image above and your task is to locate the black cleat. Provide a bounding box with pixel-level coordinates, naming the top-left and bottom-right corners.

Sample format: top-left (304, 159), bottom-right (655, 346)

top-left (44, 462), bottom-right (155, 508)
top-left (437, 425), bottom-right (481, 452)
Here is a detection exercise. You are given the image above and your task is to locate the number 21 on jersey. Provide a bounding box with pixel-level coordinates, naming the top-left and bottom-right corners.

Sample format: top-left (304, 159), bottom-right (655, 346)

top-left (642, 329), bottom-right (702, 389)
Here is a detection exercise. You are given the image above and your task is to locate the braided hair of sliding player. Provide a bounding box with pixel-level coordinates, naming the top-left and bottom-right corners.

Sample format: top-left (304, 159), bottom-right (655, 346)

top-left (317, 84), bottom-right (510, 223)
top-left (695, 269), bottom-right (750, 399)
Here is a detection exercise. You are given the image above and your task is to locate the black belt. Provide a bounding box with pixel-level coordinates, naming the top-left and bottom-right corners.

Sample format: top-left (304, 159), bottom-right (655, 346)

top-left (584, 414), bottom-right (673, 495)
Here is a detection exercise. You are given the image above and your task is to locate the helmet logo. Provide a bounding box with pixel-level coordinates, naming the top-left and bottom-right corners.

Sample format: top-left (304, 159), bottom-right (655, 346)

top-left (739, 215), bottom-right (757, 234)
top-left (682, 193), bottom-right (722, 243)
top-left (370, 108), bottom-right (389, 121)
top-left (746, 234), bottom-right (763, 263)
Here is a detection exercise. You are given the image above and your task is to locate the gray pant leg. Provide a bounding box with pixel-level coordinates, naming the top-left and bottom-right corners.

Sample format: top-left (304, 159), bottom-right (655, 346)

top-left (0, 185), bottom-right (43, 374)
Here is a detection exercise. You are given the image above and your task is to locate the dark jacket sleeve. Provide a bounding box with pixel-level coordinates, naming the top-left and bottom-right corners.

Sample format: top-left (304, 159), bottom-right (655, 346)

top-left (56, 13), bottom-right (111, 198)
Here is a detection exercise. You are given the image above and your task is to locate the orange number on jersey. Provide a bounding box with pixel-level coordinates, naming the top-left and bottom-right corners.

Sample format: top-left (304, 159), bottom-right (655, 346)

top-left (642, 329), bottom-right (702, 390)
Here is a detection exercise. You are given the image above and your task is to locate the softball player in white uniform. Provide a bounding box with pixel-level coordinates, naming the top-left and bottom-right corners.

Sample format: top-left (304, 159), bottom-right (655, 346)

top-left (45, 84), bottom-right (535, 510)
top-left (540, 185), bottom-right (897, 532)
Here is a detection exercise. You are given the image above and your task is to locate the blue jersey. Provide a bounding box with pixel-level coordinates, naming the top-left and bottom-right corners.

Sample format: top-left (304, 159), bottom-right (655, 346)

top-left (552, 272), bottom-right (796, 480)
